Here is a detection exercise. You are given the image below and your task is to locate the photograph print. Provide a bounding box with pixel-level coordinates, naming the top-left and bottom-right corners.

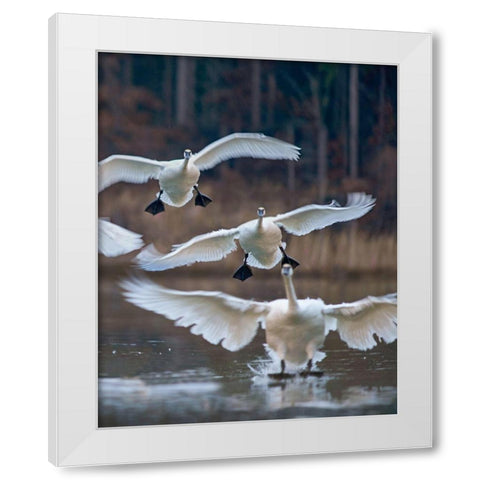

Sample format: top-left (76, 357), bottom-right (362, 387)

top-left (97, 52), bottom-right (397, 428)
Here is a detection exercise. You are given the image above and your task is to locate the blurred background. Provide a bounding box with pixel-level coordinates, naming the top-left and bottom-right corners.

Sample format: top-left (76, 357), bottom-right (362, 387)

top-left (98, 52), bottom-right (397, 427)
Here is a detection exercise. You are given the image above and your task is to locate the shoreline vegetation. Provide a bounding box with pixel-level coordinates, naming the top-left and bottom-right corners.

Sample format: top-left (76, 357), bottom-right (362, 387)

top-left (99, 171), bottom-right (397, 276)
top-left (99, 230), bottom-right (396, 276)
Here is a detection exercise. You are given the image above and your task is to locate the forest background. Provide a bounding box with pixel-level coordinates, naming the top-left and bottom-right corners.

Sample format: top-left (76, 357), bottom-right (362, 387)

top-left (98, 53), bottom-right (397, 275)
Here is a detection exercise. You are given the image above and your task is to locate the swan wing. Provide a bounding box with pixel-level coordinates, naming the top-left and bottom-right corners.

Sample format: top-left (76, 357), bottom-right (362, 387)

top-left (120, 276), bottom-right (270, 351)
top-left (324, 293), bottom-right (397, 350)
top-left (98, 218), bottom-right (144, 257)
top-left (273, 192), bottom-right (376, 236)
top-left (98, 154), bottom-right (166, 192)
top-left (192, 133), bottom-right (300, 171)
top-left (136, 228), bottom-right (240, 271)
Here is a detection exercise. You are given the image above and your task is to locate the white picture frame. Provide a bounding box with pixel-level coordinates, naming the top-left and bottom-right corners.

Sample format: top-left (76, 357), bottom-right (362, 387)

top-left (48, 13), bottom-right (432, 466)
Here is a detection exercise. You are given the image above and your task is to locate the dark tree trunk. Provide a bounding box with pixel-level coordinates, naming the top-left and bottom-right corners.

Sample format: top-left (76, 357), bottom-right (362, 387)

top-left (102, 55), bottom-right (121, 133)
top-left (286, 123), bottom-right (296, 207)
top-left (348, 64), bottom-right (360, 267)
top-left (123, 54), bottom-right (133, 85)
top-left (251, 60), bottom-right (261, 130)
top-left (164, 57), bottom-right (173, 125)
top-left (310, 76), bottom-right (329, 200)
top-left (267, 72), bottom-right (276, 128)
top-left (317, 128), bottom-right (328, 200)
top-left (176, 56), bottom-right (195, 128)
top-left (349, 64), bottom-right (359, 178)
top-left (379, 65), bottom-right (386, 147)
top-left (340, 66), bottom-right (349, 178)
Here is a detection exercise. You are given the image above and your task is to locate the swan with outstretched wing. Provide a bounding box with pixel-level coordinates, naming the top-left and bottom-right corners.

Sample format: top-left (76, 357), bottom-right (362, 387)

top-left (98, 133), bottom-right (300, 215)
top-left (136, 192), bottom-right (375, 280)
top-left (121, 265), bottom-right (397, 377)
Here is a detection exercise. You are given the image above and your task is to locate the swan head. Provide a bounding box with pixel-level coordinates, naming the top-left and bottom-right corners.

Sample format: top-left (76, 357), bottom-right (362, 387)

top-left (281, 263), bottom-right (293, 277)
top-left (257, 207), bottom-right (266, 218)
top-left (183, 149), bottom-right (192, 161)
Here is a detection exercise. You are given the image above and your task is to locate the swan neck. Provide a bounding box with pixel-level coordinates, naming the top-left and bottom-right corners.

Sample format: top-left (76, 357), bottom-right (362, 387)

top-left (257, 217), bottom-right (264, 229)
top-left (283, 275), bottom-right (299, 310)
top-left (182, 157), bottom-right (190, 169)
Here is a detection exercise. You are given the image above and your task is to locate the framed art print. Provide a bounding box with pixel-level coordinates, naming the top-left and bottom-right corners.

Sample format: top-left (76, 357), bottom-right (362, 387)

top-left (49, 14), bottom-right (432, 466)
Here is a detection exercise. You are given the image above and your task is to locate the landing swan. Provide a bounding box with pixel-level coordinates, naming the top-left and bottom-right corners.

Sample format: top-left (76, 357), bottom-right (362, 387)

top-left (136, 192), bottom-right (375, 280)
top-left (98, 218), bottom-right (144, 257)
top-left (98, 133), bottom-right (300, 214)
top-left (120, 264), bottom-right (397, 377)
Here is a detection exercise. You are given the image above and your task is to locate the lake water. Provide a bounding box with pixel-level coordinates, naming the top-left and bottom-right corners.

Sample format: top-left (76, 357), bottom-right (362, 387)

top-left (98, 270), bottom-right (397, 427)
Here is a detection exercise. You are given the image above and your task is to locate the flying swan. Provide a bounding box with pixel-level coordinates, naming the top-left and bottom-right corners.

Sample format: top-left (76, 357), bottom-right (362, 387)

top-left (98, 218), bottom-right (144, 257)
top-left (98, 133), bottom-right (300, 214)
top-left (120, 264), bottom-right (397, 378)
top-left (136, 192), bottom-right (375, 280)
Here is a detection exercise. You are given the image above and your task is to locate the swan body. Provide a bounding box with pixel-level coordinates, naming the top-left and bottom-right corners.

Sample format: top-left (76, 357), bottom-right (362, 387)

top-left (98, 133), bottom-right (300, 210)
top-left (156, 156), bottom-right (200, 206)
top-left (265, 299), bottom-right (327, 366)
top-left (237, 212), bottom-right (284, 268)
top-left (120, 265), bottom-right (397, 374)
top-left (136, 192), bottom-right (375, 274)
top-left (98, 218), bottom-right (144, 257)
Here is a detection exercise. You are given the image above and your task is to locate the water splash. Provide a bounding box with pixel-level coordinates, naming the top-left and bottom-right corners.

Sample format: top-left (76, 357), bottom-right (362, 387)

top-left (248, 344), bottom-right (327, 381)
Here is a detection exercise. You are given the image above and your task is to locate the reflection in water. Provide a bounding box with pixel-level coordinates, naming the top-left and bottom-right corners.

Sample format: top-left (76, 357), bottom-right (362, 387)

top-left (99, 374), bottom-right (396, 427)
top-left (98, 272), bottom-right (397, 427)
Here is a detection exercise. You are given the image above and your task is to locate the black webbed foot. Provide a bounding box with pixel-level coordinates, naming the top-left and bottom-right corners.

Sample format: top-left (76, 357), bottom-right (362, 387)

top-left (282, 255), bottom-right (300, 269)
top-left (145, 194), bottom-right (165, 215)
top-left (299, 359), bottom-right (323, 377)
top-left (194, 193), bottom-right (212, 207)
top-left (299, 370), bottom-right (324, 378)
top-left (233, 264), bottom-right (253, 281)
top-left (279, 246), bottom-right (300, 269)
top-left (267, 360), bottom-right (294, 379)
top-left (233, 253), bottom-right (253, 281)
top-left (268, 372), bottom-right (295, 380)
top-left (193, 185), bottom-right (212, 208)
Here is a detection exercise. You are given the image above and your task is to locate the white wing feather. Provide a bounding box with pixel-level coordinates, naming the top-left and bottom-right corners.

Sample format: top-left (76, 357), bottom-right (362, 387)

top-left (98, 218), bottom-right (144, 257)
top-left (324, 293), bottom-right (397, 350)
top-left (192, 133), bottom-right (300, 171)
top-left (273, 193), bottom-right (376, 236)
top-left (98, 154), bottom-right (166, 192)
top-left (120, 276), bottom-right (270, 351)
top-left (135, 228), bottom-right (240, 271)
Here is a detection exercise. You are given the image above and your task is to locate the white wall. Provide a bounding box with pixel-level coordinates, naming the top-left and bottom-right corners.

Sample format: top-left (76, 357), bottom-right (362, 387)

top-left (2, 0), bottom-right (476, 477)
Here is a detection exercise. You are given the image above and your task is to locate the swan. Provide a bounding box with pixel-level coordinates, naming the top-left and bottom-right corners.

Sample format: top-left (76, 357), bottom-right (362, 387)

top-left (98, 218), bottom-right (144, 257)
top-left (120, 264), bottom-right (397, 378)
top-left (98, 133), bottom-right (300, 214)
top-left (135, 192), bottom-right (375, 280)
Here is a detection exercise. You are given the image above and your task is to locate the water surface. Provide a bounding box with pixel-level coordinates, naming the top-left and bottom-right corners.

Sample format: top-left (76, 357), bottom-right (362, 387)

top-left (98, 270), bottom-right (397, 427)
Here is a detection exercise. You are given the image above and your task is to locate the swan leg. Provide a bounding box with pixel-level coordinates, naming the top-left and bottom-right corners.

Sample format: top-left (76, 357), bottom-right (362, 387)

top-left (268, 360), bottom-right (295, 379)
top-left (233, 253), bottom-right (253, 281)
top-left (193, 185), bottom-right (212, 208)
top-left (300, 359), bottom-right (324, 378)
top-left (145, 191), bottom-right (165, 215)
top-left (279, 246), bottom-right (300, 269)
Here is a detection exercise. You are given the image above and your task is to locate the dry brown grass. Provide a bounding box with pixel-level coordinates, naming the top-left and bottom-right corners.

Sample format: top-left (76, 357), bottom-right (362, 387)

top-left (100, 195), bottom-right (396, 276)
top-left (284, 229), bottom-right (397, 275)
top-left (99, 165), bottom-right (396, 275)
